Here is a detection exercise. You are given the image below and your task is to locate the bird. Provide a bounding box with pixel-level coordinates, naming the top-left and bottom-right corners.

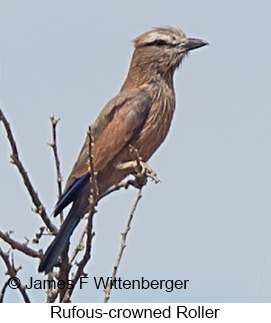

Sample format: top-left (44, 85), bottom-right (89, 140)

top-left (38, 26), bottom-right (208, 274)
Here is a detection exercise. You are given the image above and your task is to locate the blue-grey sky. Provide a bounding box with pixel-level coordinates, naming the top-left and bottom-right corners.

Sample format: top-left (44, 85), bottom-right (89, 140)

top-left (0, 1), bottom-right (271, 303)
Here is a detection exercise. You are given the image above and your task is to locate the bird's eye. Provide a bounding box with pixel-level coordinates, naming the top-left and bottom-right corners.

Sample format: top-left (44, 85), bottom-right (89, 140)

top-left (145, 39), bottom-right (168, 47)
top-left (153, 39), bottom-right (167, 46)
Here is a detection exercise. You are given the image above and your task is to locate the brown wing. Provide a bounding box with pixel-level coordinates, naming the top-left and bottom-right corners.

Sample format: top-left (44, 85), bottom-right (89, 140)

top-left (64, 89), bottom-right (152, 192)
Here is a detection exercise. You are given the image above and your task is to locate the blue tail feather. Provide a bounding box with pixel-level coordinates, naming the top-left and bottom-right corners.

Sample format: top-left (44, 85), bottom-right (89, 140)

top-left (53, 173), bottom-right (90, 217)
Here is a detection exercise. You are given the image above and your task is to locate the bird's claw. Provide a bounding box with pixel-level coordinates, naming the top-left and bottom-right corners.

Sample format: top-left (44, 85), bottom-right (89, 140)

top-left (117, 145), bottom-right (160, 189)
top-left (131, 160), bottom-right (159, 187)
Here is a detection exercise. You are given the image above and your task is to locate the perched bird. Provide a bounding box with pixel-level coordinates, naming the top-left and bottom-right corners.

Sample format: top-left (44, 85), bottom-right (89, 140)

top-left (38, 27), bottom-right (208, 274)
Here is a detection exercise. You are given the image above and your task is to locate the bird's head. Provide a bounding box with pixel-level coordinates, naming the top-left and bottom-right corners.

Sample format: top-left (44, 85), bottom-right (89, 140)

top-left (125, 26), bottom-right (208, 87)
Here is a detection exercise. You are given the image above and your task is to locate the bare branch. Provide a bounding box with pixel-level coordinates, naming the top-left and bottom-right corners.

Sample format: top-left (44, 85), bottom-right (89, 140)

top-left (0, 107), bottom-right (159, 303)
top-left (0, 230), bottom-right (40, 258)
top-left (102, 146), bottom-right (160, 302)
top-left (47, 116), bottom-right (70, 302)
top-left (48, 116), bottom-right (63, 222)
top-left (103, 188), bottom-right (143, 303)
top-left (69, 226), bottom-right (86, 265)
top-left (0, 278), bottom-right (9, 303)
top-left (0, 248), bottom-right (31, 303)
top-left (88, 126), bottom-right (99, 205)
top-left (60, 127), bottom-right (97, 302)
top-left (0, 108), bottom-right (57, 234)
top-left (98, 181), bottom-right (130, 201)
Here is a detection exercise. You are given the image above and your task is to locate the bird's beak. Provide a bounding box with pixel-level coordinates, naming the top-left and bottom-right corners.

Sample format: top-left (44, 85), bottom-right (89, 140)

top-left (185, 38), bottom-right (209, 51)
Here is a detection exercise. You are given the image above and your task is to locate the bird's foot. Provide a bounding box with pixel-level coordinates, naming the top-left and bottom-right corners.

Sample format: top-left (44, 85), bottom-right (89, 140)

top-left (117, 146), bottom-right (161, 189)
top-left (132, 160), bottom-right (160, 187)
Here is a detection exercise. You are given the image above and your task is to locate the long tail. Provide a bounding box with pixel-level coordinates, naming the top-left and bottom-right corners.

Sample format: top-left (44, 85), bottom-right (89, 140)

top-left (38, 196), bottom-right (89, 274)
top-left (38, 175), bottom-right (91, 274)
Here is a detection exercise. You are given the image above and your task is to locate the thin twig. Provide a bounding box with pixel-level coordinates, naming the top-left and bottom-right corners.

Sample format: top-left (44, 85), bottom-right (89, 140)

top-left (0, 230), bottom-right (40, 258)
top-left (61, 127), bottom-right (98, 302)
top-left (47, 116), bottom-right (70, 302)
top-left (88, 126), bottom-right (99, 205)
top-left (98, 181), bottom-right (130, 201)
top-left (48, 116), bottom-right (64, 222)
top-left (0, 248), bottom-right (31, 303)
top-left (69, 223), bottom-right (87, 265)
top-left (80, 127), bottom-right (98, 266)
top-left (69, 179), bottom-right (135, 265)
top-left (67, 127), bottom-right (98, 272)
top-left (0, 108), bottom-right (57, 234)
top-left (103, 188), bottom-right (143, 303)
top-left (0, 279), bottom-right (9, 303)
